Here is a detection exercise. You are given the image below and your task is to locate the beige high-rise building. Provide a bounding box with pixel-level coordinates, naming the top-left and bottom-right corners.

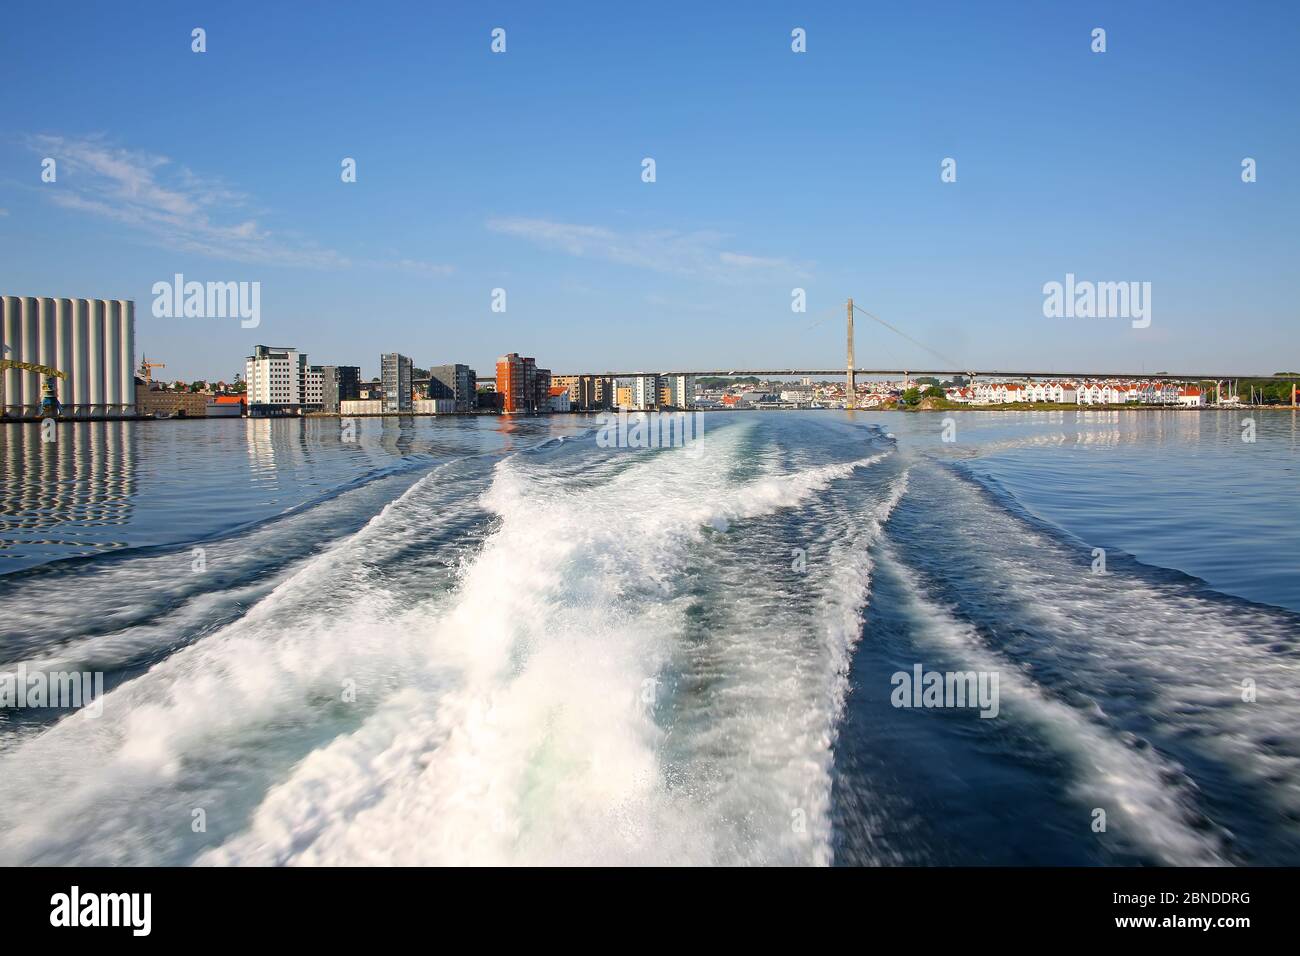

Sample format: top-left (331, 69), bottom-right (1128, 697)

top-left (1, 296), bottom-right (135, 418)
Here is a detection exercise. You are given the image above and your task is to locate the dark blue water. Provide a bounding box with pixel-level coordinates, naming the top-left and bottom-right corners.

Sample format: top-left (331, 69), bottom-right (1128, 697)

top-left (0, 411), bottom-right (1296, 865)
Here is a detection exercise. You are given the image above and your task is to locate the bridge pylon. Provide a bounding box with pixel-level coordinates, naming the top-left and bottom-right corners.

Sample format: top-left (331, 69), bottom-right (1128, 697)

top-left (846, 298), bottom-right (856, 410)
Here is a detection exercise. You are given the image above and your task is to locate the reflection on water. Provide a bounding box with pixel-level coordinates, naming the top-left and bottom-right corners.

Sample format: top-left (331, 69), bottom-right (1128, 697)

top-left (0, 415), bottom-right (586, 574)
top-left (0, 421), bottom-right (138, 563)
top-left (1, 410), bottom-right (1295, 593)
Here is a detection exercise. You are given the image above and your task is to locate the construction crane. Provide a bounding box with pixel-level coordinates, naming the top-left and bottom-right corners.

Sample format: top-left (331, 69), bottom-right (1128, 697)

top-left (139, 356), bottom-right (165, 382)
top-left (0, 359), bottom-right (69, 417)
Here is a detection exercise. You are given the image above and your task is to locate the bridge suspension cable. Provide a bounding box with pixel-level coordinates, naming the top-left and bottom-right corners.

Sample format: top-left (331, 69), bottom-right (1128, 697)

top-left (851, 303), bottom-right (963, 371)
top-left (801, 305), bottom-right (846, 331)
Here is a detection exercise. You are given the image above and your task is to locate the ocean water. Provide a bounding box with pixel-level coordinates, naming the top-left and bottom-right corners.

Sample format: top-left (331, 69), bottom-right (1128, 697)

top-left (0, 410), bottom-right (1296, 865)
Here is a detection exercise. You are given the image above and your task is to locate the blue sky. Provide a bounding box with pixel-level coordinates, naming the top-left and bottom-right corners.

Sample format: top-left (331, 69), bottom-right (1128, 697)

top-left (2, 1), bottom-right (1297, 381)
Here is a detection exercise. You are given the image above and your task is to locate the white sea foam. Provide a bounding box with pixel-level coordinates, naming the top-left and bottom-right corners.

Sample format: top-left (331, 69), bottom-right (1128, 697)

top-left (877, 541), bottom-right (1227, 866)
top-left (923, 462), bottom-right (1300, 828)
top-left (0, 422), bottom-right (891, 865)
top-left (202, 426), bottom-right (892, 865)
top-left (0, 466), bottom-right (468, 864)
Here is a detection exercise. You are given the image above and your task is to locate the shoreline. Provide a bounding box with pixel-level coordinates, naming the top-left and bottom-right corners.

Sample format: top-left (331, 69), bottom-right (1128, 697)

top-left (3, 405), bottom-right (1297, 425)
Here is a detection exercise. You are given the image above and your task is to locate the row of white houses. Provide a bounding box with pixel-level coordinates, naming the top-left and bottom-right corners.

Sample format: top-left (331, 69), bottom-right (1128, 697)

top-left (947, 382), bottom-right (1207, 407)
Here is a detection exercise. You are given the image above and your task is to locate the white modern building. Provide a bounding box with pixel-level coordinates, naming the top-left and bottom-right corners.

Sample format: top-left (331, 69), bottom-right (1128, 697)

top-left (245, 345), bottom-right (307, 412)
top-left (630, 373), bottom-right (659, 410)
top-left (1022, 381), bottom-right (1078, 403)
top-left (2, 295), bottom-right (136, 418)
top-left (1077, 382), bottom-right (1105, 405)
top-left (303, 366), bottom-right (325, 408)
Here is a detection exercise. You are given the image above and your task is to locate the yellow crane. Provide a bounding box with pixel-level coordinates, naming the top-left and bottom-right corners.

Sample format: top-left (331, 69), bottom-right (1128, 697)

top-left (0, 358), bottom-right (69, 416)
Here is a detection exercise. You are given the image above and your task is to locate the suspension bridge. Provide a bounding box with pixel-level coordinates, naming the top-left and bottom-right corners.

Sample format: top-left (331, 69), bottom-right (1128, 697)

top-left (478, 300), bottom-right (1300, 405)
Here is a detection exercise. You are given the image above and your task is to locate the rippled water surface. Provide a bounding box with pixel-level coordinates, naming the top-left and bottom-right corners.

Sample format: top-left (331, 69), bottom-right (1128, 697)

top-left (0, 410), bottom-right (1296, 865)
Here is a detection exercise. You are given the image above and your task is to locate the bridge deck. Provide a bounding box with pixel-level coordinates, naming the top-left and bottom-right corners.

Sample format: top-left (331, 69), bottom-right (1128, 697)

top-left (476, 369), bottom-right (1300, 383)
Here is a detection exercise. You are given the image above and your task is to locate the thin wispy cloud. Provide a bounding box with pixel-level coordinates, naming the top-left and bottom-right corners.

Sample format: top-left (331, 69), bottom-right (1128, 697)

top-left (26, 134), bottom-right (452, 277)
top-left (487, 216), bottom-right (808, 279)
top-left (386, 258), bottom-right (456, 277)
top-left (645, 293), bottom-right (726, 314)
top-left (28, 134), bottom-right (344, 268)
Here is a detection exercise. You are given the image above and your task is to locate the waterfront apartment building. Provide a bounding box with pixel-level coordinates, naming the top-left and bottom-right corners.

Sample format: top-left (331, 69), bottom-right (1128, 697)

top-left (429, 363), bottom-right (477, 412)
top-left (664, 374), bottom-right (695, 409)
top-left (551, 374), bottom-right (613, 411)
top-left (958, 379), bottom-right (1200, 407)
top-left (496, 352), bottom-right (539, 414)
top-left (381, 353), bottom-right (413, 413)
top-left (630, 373), bottom-right (660, 410)
top-left (615, 385), bottom-right (634, 409)
top-left (535, 367), bottom-right (552, 411)
top-left (245, 345), bottom-right (308, 413)
top-left (319, 365), bottom-right (361, 413)
top-left (2, 295), bottom-right (136, 418)
top-left (551, 374), bottom-right (585, 408)
top-left (303, 367), bottom-right (325, 409)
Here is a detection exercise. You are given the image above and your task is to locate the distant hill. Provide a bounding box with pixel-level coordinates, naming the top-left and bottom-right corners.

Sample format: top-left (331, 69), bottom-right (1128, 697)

top-left (697, 376), bottom-right (760, 388)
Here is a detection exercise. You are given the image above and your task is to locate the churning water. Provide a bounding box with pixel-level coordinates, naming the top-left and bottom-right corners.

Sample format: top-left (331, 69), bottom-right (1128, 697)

top-left (0, 410), bottom-right (1296, 865)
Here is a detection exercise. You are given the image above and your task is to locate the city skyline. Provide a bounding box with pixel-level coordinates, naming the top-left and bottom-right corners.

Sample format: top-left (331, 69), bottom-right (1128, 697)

top-left (2, 1), bottom-right (1298, 381)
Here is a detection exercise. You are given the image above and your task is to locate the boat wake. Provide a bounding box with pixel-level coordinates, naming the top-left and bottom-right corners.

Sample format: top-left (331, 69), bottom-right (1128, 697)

top-left (0, 418), bottom-right (897, 865)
